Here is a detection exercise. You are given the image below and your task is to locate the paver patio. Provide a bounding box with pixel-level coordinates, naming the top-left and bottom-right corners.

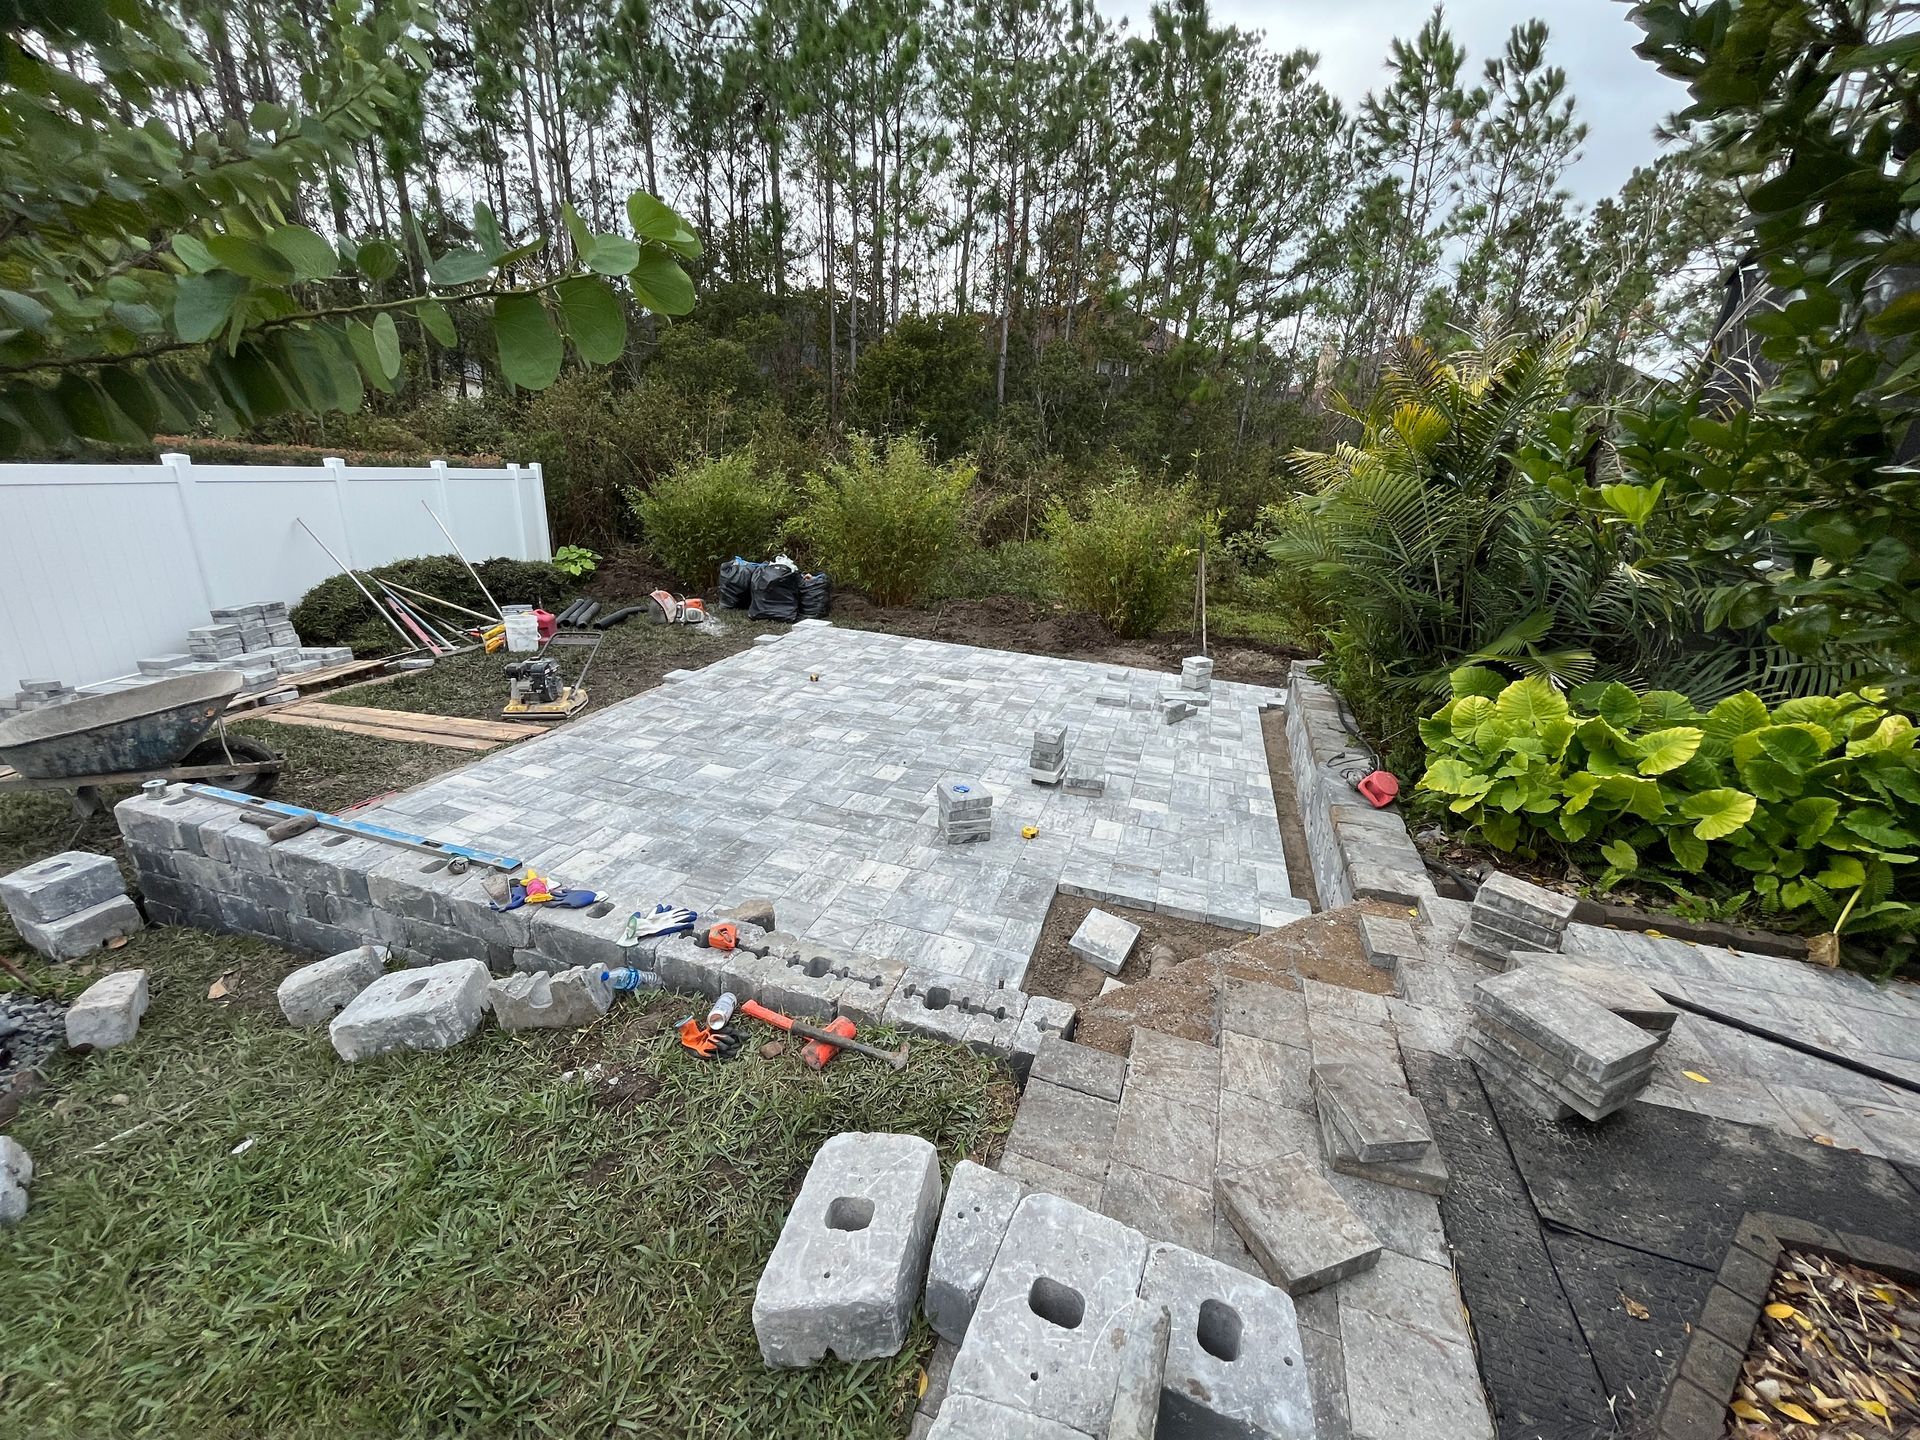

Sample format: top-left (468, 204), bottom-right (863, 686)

top-left (352, 623), bottom-right (1301, 986)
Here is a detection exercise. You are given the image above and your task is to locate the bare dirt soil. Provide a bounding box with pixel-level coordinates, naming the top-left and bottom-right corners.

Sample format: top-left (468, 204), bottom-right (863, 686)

top-left (1024, 893), bottom-right (1255, 1008)
top-left (831, 592), bottom-right (1300, 687)
top-left (1069, 904), bottom-right (1399, 1058)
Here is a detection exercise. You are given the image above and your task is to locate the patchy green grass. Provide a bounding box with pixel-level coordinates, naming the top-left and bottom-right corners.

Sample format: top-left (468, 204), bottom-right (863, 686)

top-left (0, 920), bottom-right (1010, 1437)
top-left (0, 610), bottom-right (1012, 1438)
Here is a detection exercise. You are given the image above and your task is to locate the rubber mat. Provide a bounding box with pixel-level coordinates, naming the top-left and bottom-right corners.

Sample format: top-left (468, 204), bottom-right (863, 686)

top-left (1407, 1050), bottom-right (1617, 1440)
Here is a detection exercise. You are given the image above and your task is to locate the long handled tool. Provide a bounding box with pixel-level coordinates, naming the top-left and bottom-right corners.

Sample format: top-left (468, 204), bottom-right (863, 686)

top-left (739, 999), bottom-right (909, 1071)
top-left (422, 501), bottom-right (505, 622)
top-left (296, 518), bottom-right (418, 652)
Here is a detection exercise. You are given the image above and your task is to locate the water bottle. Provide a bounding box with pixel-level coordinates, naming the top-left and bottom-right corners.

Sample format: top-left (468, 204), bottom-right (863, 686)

top-left (707, 992), bottom-right (738, 1029)
top-left (600, 967), bottom-right (661, 993)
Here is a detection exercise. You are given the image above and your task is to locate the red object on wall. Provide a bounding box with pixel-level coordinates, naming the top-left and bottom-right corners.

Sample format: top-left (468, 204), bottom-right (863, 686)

top-left (1356, 769), bottom-right (1401, 808)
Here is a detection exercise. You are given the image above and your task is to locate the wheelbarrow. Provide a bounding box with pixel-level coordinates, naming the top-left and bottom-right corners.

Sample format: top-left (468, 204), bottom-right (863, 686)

top-left (0, 670), bottom-right (282, 816)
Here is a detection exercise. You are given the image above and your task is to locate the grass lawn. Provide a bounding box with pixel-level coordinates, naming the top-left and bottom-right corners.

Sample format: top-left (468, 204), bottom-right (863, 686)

top-left (0, 615), bottom-right (1013, 1439)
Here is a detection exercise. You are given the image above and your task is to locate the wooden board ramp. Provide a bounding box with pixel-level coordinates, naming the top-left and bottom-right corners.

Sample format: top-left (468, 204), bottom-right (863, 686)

top-left (251, 702), bottom-right (528, 751)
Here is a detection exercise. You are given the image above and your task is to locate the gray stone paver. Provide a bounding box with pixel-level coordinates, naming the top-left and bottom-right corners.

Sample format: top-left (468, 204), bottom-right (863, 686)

top-left (351, 625), bottom-right (1295, 987)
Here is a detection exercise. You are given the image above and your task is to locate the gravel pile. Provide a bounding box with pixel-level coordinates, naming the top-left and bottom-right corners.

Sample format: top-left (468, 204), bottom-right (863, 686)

top-left (0, 992), bottom-right (67, 1084)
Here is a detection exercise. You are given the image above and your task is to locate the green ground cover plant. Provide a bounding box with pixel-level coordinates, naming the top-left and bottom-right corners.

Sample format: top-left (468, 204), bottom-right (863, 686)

top-left (1417, 668), bottom-right (1920, 967)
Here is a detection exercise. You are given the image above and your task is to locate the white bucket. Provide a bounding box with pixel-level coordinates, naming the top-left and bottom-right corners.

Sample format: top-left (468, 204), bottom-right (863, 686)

top-left (502, 605), bottom-right (540, 653)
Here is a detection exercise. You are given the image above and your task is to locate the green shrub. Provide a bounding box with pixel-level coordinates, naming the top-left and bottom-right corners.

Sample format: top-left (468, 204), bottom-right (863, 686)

top-left (629, 450), bottom-right (793, 589)
top-left (1042, 474), bottom-right (1213, 639)
top-left (796, 434), bottom-right (974, 607)
top-left (291, 555), bottom-right (574, 654)
top-left (930, 540), bottom-right (1059, 604)
top-left (1416, 669), bottom-right (1920, 968)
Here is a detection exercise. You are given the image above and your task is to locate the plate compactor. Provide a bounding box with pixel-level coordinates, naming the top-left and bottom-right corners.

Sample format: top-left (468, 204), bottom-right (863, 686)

top-left (500, 632), bottom-right (600, 722)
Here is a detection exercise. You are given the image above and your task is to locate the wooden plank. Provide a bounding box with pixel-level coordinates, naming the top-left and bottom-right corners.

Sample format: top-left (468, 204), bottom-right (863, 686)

top-left (296, 702), bottom-right (528, 742)
top-left (250, 710), bottom-right (499, 751)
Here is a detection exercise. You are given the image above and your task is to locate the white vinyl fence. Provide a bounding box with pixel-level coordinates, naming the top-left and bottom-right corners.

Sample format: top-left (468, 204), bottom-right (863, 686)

top-left (0, 454), bottom-right (550, 691)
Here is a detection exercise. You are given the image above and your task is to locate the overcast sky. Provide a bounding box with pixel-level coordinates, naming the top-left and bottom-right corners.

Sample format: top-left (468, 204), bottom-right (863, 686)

top-left (1095, 0), bottom-right (1695, 206)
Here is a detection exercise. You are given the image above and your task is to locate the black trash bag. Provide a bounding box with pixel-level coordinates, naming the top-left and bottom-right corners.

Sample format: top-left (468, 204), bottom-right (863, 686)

top-left (748, 561), bottom-right (802, 622)
top-left (799, 571), bottom-right (832, 619)
top-left (717, 556), bottom-right (759, 609)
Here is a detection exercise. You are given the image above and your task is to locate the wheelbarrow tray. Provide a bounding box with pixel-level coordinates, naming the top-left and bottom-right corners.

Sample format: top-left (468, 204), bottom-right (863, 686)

top-left (0, 670), bottom-right (247, 779)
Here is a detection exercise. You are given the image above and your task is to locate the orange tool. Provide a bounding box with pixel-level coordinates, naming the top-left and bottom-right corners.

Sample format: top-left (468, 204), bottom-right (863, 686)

top-left (705, 922), bottom-right (739, 953)
top-left (739, 999), bottom-right (909, 1071)
top-left (801, 1016), bottom-right (859, 1070)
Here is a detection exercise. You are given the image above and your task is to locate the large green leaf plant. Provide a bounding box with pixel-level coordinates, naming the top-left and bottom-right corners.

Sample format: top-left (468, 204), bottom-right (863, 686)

top-left (1418, 667), bottom-right (1920, 966)
top-left (0, 0), bottom-right (700, 454)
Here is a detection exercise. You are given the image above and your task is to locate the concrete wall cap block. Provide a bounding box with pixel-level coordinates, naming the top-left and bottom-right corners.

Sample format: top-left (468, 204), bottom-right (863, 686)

top-left (16, 894), bottom-right (144, 962)
top-left (0, 850), bottom-right (125, 925)
top-left (753, 1132), bottom-right (944, 1367)
top-left (924, 1160), bottom-right (1026, 1345)
top-left (65, 968), bottom-right (150, 1049)
top-left (277, 944), bottom-right (388, 1028)
top-left (328, 958), bottom-right (490, 1062)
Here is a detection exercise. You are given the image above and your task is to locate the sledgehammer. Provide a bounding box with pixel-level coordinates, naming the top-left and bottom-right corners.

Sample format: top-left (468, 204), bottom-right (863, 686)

top-left (739, 999), bottom-right (909, 1072)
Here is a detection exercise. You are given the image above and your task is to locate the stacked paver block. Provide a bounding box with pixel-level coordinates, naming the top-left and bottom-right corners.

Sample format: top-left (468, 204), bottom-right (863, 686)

top-left (64, 969), bottom-right (150, 1048)
top-left (0, 849), bottom-right (143, 961)
top-left (1067, 907), bottom-right (1139, 976)
top-left (1312, 1062), bottom-right (1448, 1196)
top-left (934, 777), bottom-right (992, 845)
top-left (1180, 655), bottom-right (1213, 695)
top-left (754, 1132), bottom-right (943, 1367)
top-left (1512, 951), bottom-right (1678, 1034)
top-left (1468, 967), bottom-right (1665, 1120)
top-left (1284, 663), bottom-right (1435, 907)
top-left (188, 624), bottom-right (245, 661)
top-left (1028, 723), bottom-right (1067, 785)
top-left (1454, 871), bottom-right (1578, 969)
top-left (923, 1159), bottom-right (1026, 1343)
top-left (1161, 694), bottom-right (1195, 724)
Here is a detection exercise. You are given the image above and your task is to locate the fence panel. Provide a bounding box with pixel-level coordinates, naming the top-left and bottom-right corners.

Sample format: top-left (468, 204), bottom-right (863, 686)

top-left (0, 455), bottom-right (549, 691)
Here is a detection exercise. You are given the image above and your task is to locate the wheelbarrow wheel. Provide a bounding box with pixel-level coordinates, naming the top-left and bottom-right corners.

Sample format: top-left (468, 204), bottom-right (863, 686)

top-left (178, 735), bottom-right (281, 796)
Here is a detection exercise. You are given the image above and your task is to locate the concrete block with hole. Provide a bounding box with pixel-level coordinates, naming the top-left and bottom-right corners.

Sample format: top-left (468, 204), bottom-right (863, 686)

top-left (946, 1191), bottom-right (1149, 1435)
top-left (14, 893), bottom-right (143, 961)
top-left (278, 944), bottom-right (389, 1028)
top-left (327, 958), bottom-right (490, 1062)
top-left (924, 1160), bottom-right (1026, 1344)
top-left (0, 850), bottom-right (124, 925)
top-left (1141, 1240), bottom-right (1317, 1437)
top-left (925, 1395), bottom-right (1091, 1439)
top-left (753, 1131), bottom-right (943, 1367)
top-left (64, 968), bottom-right (149, 1049)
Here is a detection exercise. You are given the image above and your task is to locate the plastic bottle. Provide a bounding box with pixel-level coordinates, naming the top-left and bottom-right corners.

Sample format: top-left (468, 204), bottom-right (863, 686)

top-left (707, 992), bottom-right (738, 1029)
top-left (600, 967), bottom-right (662, 993)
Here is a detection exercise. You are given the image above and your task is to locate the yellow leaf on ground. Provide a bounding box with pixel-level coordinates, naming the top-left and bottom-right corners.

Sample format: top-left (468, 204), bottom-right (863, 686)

top-left (1776, 1402), bottom-right (1818, 1425)
top-left (1857, 1399), bottom-right (1888, 1418)
top-left (1766, 1303), bottom-right (1797, 1320)
top-left (1731, 1400), bottom-right (1769, 1423)
top-left (1683, 1070), bottom-right (1712, 1084)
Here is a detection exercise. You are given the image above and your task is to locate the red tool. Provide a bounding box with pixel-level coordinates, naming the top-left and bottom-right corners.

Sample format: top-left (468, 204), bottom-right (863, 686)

top-left (739, 999), bottom-right (908, 1071)
top-left (705, 922), bottom-right (738, 953)
top-left (801, 1016), bottom-right (859, 1070)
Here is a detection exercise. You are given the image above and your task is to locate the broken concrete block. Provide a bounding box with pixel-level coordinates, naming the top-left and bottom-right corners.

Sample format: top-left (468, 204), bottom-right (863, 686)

top-left (947, 1192), bottom-right (1149, 1434)
top-left (486, 966), bottom-right (612, 1030)
top-left (15, 893), bottom-right (143, 961)
top-left (328, 958), bottom-right (490, 1062)
top-left (277, 944), bottom-right (389, 1028)
top-left (1216, 1154), bottom-right (1380, 1295)
top-left (924, 1160), bottom-right (1025, 1344)
top-left (753, 1131), bottom-right (943, 1367)
top-left (1311, 1063), bottom-right (1433, 1161)
top-left (1068, 908), bottom-right (1139, 976)
top-left (719, 897), bottom-right (778, 931)
top-left (0, 850), bottom-right (124, 924)
top-left (1106, 1299), bottom-right (1172, 1440)
top-left (924, 1395), bottom-right (1089, 1440)
top-left (64, 968), bottom-right (150, 1049)
top-left (1142, 1240), bottom-right (1316, 1439)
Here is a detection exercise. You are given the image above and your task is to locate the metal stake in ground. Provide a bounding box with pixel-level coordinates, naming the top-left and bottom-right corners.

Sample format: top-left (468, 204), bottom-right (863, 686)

top-left (422, 501), bottom-right (505, 623)
top-left (295, 518), bottom-right (417, 652)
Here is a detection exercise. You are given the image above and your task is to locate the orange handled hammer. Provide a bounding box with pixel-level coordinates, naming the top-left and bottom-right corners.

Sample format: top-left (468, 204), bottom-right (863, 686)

top-left (739, 999), bottom-right (910, 1071)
